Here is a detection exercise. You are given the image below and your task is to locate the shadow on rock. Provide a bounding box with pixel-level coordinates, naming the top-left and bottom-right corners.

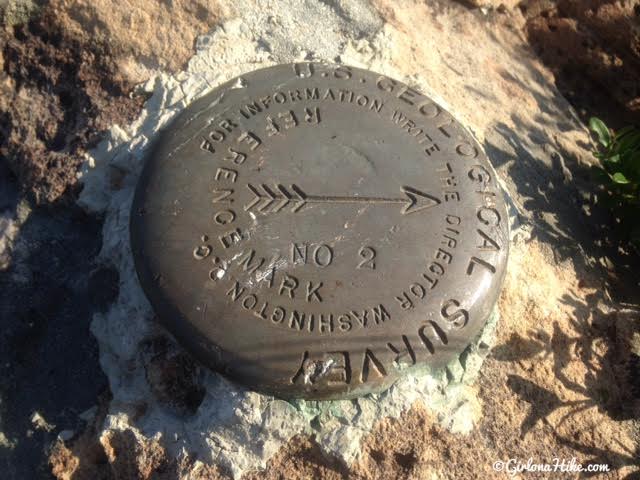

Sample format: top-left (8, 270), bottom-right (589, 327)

top-left (0, 166), bottom-right (113, 479)
top-left (554, 435), bottom-right (640, 479)
top-left (494, 287), bottom-right (640, 476)
top-left (485, 110), bottom-right (640, 303)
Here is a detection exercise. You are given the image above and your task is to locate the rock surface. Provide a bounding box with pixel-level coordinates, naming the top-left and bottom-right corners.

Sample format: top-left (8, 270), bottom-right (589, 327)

top-left (522, 0), bottom-right (640, 127)
top-left (48, 0), bottom-right (228, 84)
top-left (1, 0), bottom-right (639, 479)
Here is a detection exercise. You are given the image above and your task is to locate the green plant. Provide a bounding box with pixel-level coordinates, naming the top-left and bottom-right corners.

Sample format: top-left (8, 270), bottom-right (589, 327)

top-left (589, 117), bottom-right (640, 250)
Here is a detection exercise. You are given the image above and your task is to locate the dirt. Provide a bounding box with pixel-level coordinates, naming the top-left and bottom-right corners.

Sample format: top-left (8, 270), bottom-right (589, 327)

top-left (520, 0), bottom-right (640, 128)
top-left (48, 393), bottom-right (112, 480)
top-left (0, 0), bottom-right (225, 205)
top-left (141, 335), bottom-right (206, 417)
top-left (3, 0), bottom-right (640, 478)
top-left (0, 10), bottom-right (141, 204)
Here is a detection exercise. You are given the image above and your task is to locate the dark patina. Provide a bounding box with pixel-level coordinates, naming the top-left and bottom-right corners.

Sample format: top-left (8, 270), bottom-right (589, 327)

top-left (131, 63), bottom-right (509, 399)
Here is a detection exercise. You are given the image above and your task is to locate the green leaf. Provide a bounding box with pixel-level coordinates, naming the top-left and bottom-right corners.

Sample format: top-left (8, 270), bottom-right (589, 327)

top-left (589, 117), bottom-right (611, 148)
top-left (611, 172), bottom-right (631, 184)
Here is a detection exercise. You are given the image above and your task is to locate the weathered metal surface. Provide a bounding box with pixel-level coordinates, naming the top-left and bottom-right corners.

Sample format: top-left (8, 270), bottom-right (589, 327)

top-left (130, 63), bottom-right (509, 399)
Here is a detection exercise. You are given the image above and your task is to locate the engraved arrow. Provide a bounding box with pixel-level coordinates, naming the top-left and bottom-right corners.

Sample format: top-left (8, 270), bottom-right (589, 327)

top-left (245, 184), bottom-right (440, 215)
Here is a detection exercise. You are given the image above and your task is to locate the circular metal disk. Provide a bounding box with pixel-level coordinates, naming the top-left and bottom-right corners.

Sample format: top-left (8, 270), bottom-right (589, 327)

top-left (131, 63), bottom-right (509, 400)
